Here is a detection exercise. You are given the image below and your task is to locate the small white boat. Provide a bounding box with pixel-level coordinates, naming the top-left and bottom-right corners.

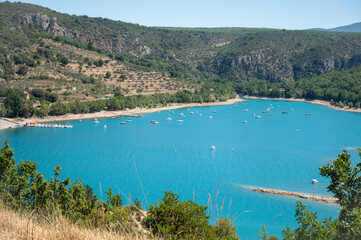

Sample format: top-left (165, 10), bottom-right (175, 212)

top-left (177, 120), bottom-right (184, 123)
top-left (255, 116), bottom-right (261, 119)
top-left (213, 111), bottom-right (216, 113)
top-left (190, 112), bottom-right (194, 114)
top-left (252, 113), bottom-right (255, 116)
top-left (179, 113), bottom-right (185, 116)
top-left (209, 116), bottom-right (213, 119)
top-left (210, 146), bottom-right (216, 150)
top-left (93, 118), bottom-right (99, 124)
top-left (120, 122), bottom-right (126, 125)
top-left (199, 114), bottom-right (203, 116)
top-left (305, 113), bottom-right (311, 116)
top-left (166, 118), bottom-right (172, 121)
top-left (243, 121), bottom-right (247, 123)
top-left (126, 119), bottom-right (132, 122)
top-left (104, 125), bottom-right (107, 128)
top-left (244, 109), bottom-right (249, 112)
top-left (312, 179), bottom-right (319, 184)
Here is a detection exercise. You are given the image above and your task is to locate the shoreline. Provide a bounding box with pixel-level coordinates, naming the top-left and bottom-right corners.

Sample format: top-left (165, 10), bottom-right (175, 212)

top-left (2, 95), bottom-right (360, 130)
top-left (0, 118), bottom-right (21, 130)
top-left (244, 186), bottom-right (338, 205)
top-left (243, 95), bottom-right (361, 113)
top-left (0, 97), bottom-right (242, 130)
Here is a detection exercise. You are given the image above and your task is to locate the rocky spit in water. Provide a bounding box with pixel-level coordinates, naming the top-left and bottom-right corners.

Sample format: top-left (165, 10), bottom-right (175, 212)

top-left (245, 186), bottom-right (338, 204)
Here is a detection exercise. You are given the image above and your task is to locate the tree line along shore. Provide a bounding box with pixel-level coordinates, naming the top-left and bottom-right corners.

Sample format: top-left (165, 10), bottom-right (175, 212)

top-left (0, 83), bottom-right (237, 119)
top-left (0, 97), bottom-right (242, 130)
top-left (2, 85), bottom-right (361, 130)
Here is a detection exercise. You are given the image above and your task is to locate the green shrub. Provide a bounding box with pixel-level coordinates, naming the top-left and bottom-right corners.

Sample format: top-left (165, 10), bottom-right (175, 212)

top-left (144, 190), bottom-right (238, 239)
top-left (214, 217), bottom-right (239, 240)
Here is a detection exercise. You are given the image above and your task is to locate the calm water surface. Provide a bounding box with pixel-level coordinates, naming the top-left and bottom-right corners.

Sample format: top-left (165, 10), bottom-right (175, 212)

top-left (2, 98), bottom-right (361, 239)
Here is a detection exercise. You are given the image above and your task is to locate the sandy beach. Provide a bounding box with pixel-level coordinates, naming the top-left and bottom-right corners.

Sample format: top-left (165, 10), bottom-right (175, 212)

top-left (0, 118), bottom-right (21, 130)
top-left (244, 186), bottom-right (338, 205)
top-left (0, 97), bottom-right (243, 130)
top-left (243, 95), bottom-right (361, 113)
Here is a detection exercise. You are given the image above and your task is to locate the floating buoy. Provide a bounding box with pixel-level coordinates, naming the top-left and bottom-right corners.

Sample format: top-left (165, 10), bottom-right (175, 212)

top-left (312, 179), bottom-right (319, 184)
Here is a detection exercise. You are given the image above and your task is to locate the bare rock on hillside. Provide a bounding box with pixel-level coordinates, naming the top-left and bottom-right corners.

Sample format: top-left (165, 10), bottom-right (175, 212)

top-left (21, 13), bottom-right (73, 38)
top-left (47, 17), bottom-right (73, 38)
top-left (22, 12), bottom-right (50, 30)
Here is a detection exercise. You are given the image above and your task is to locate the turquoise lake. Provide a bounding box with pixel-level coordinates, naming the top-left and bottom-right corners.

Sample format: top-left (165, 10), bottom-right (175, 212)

top-left (1, 98), bottom-right (361, 239)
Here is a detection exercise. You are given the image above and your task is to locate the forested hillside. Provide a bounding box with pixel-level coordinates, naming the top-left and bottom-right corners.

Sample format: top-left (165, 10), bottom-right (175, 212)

top-left (1, 1), bottom-right (361, 82)
top-left (0, 1), bottom-right (361, 112)
top-left (235, 65), bottom-right (361, 108)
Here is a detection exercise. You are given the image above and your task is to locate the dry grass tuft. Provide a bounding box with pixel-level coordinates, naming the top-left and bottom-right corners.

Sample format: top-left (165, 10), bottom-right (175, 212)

top-left (0, 203), bottom-right (157, 240)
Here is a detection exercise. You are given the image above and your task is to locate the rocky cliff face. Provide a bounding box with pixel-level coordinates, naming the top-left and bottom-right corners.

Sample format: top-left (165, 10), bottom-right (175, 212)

top-left (200, 48), bottom-right (361, 82)
top-left (20, 12), bottom-right (152, 56)
top-left (22, 13), bottom-right (74, 38)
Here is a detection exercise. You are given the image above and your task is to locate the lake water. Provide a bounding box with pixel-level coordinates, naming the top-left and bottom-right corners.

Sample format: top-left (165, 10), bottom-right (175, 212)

top-left (2, 98), bottom-right (361, 239)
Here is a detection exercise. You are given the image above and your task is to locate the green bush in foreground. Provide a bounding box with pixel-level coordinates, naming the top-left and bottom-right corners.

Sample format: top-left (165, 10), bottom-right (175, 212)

top-left (281, 149), bottom-right (361, 240)
top-left (0, 140), bottom-right (132, 231)
top-left (144, 190), bottom-right (238, 239)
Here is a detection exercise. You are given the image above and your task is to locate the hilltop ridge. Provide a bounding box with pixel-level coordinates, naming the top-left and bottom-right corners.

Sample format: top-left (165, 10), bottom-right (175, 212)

top-left (310, 22), bottom-right (361, 33)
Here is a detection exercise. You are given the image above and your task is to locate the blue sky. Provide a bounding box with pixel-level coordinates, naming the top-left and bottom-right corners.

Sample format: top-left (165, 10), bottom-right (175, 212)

top-left (2, 0), bottom-right (361, 29)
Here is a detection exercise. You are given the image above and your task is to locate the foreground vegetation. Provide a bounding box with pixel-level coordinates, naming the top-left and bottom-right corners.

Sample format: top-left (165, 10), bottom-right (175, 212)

top-left (0, 141), bottom-right (239, 239)
top-left (1, 142), bottom-right (360, 239)
top-left (279, 149), bottom-right (361, 239)
top-left (0, 202), bottom-right (143, 240)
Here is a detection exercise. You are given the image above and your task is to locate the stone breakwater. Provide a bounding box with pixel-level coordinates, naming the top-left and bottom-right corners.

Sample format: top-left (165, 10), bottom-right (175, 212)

top-left (245, 186), bottom-right (339, 205)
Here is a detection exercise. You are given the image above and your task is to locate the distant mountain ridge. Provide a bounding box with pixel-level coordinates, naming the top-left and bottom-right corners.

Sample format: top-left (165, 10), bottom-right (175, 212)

top-left (310, 22), bottom-right (361, 32)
